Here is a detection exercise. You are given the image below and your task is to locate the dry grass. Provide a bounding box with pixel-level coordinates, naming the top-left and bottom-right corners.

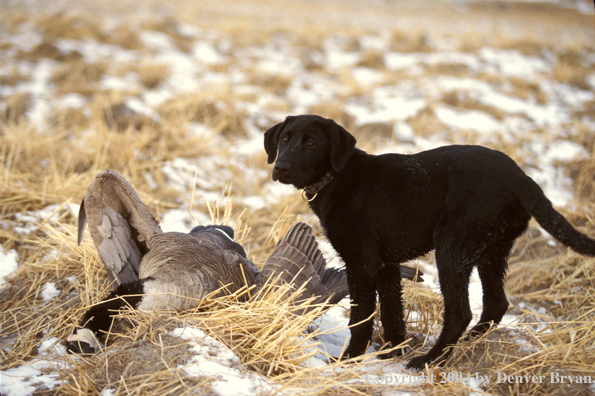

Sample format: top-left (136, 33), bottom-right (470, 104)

top-left (1, 0), bottom-right (594, 395)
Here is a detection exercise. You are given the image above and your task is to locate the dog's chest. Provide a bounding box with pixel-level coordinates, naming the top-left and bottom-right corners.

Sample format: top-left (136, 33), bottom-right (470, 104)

top-left (309, 190), bottom-right (436, 265)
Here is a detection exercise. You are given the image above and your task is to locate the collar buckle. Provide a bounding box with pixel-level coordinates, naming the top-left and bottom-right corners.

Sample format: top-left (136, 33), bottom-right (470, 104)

top-left (301, 172), bottom-right (334, 202)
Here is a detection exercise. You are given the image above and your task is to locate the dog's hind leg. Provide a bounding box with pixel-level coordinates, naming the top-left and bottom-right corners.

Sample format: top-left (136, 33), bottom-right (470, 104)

top-left (467, 209), bottom-right (527, 338)
top-left (377, 264), bottom-right (406, 357)
top-left (466, 246), bottom-right (512, 338)
top-left (406, 228), bottom-right (475, 370)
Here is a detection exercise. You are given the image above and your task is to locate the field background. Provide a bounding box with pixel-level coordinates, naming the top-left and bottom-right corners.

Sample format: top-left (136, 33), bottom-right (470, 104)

top-left (1, 0), bottom-right (594, 395)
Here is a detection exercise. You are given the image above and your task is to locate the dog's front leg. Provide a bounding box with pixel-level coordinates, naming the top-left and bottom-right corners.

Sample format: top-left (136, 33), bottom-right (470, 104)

top-left (376, 264), bottom-right (406, 358)
top-left (341, 267), bottom-right (378, 359)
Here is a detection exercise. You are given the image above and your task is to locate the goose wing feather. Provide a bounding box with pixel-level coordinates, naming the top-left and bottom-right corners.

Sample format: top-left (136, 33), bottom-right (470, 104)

top-left (256, 223), bottom-right (349, 312)
top-left (79, 170), bottom-right (162, 288)
top-left (399, 265), bottom-right (424, 282)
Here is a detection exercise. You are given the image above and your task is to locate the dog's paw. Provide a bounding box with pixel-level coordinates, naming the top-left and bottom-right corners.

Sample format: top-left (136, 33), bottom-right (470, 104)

top-left (464, 322), bottom-right (492, 341)
top-left (406, 352), bottom-right (448, 371)
top-left (405, 355), bottom-right (430, 371)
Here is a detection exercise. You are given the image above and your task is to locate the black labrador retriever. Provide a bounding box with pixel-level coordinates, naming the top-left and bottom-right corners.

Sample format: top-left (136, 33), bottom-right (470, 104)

top-left (264, 114), bottom-right (595, 370)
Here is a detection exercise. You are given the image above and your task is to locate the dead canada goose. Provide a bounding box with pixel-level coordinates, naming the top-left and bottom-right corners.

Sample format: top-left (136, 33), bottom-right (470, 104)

top-left (66, 170), bottom-right (421, 353)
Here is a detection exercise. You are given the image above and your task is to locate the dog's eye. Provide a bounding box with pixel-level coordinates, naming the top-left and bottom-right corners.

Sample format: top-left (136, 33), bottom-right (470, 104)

top-left (280, 135), bottom-right (289, 144)
top-left (305, 140), bottom-right (315, 148)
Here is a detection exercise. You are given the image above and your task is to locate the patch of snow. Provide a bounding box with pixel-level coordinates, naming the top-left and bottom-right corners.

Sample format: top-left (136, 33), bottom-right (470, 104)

top-left (479, 47), bottom-right (551, 79)
top-left (526, 165), bottom-right (574, 208)
top-left (54, 93), bottom-right (87, 109)
top-left (394, 121), bottom-right (416, 143)
top-left (424, 52), bottom-right (484, 72)
top-left (316, 239), bottom-right (343, 269)
top-left (0, 246), bottom-right (19, 288)
top-left (543, 140), bottom-right (588, 163)
top-left (432, 76), bottom-right (571, 128)
top-left (100, 71), bottom-right (140, 91)
top-left (41, 282), bottom-right (60, 301)
top-left (13, 204), bottom-right (77, 235)
top-left (139, 31), bottom-right (177, 52)
top-left (522, 139), bottom-right (585, 207)
top-left (142, 87), bottom-right (174, 108)
top-left (162, 156), bottom-right (233, 194)
top-left (468, 268), bottom-right (483, 318)
top-left (256, 55), bottom-right (300, 77)
top-left (159, 208), bottom-right (212, 234)
top-left (156, 50), bottom-right (204, 93)
top-left (125, 96), bottom-right (161, 121)
top-left (172, 325), bottom-right (277, 396)
top-left (227, 134), bottom-right (265, 157)
top-left (263, 182), bottom-right (296, 202)
top-left (241, 196), bottom-right (266, 211)
top-left (324, 39), bottom-right (360, 71)
top-left (192, 42), bottom-right (226, 65)
top-left (384, 52), bottom-right (422, 72)
top-left (342, 85), bottom-right (426, 126)
top-left (56, 39), bottom-right (140, 64)
top-left (0, 337), bottom-right (68, 396)
top-left (359, 34), bottom-right (389, 51)
top-left (286, 76), bottom-right (341, 114)
top-left (351, 67), bottom-right (384, 87)
top-left (0, 363), bottom-right (60, 396)
top-left (434, 105), bottom-right (501, 133)
top-left (307, 304), bottom-right (351, 360)
top-left (144, 171), bottom-right (158, 191)
top-left (177, 23), bottom-right (204, 38)
top-left (376, 97), bottom-right (427, 122)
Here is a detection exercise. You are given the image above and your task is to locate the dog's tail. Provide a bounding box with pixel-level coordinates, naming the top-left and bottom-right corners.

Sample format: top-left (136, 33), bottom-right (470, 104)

top-left (518, 174), bottom-right (595, 256)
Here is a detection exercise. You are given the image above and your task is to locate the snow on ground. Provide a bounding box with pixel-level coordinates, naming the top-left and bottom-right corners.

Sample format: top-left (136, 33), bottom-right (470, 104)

top-left (0, 246), bottom-right (19, 289)
top-left (172, 326), bottom-right (278, 396)
top-left (1, 0), bottom-right (593, 394)
top-left (0, 338), bottom-right (68, 396)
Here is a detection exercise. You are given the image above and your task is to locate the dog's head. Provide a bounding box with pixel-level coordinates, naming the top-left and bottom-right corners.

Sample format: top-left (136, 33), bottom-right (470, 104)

top-left (264, 115), bottom-right (356, 189)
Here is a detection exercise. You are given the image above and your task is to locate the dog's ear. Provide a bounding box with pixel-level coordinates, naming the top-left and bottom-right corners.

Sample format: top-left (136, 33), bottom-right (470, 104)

top-left (264, 119), bottom-right (287, 164)
top-left (325, 120), bottom-right (357, 173)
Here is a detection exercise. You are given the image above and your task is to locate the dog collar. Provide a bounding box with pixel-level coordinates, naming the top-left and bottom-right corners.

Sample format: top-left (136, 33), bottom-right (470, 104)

top-left (301, 172), bottom-right (334, 202)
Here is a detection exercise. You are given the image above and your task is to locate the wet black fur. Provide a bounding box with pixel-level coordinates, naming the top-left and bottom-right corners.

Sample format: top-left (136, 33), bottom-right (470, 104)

top-left (264, 114), bottom-right (595, 370)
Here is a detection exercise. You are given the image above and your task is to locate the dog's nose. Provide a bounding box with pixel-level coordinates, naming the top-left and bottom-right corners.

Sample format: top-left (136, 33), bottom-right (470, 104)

top-left (274, 161), bottom-right (291, 174)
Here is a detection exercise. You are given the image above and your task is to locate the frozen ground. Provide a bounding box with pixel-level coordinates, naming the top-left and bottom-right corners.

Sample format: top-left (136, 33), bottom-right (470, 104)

top-left (1, 0), bottom-right (594, 394)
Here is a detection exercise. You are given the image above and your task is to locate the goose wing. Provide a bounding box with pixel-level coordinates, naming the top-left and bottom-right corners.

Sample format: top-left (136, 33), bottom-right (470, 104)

top-left (255, 222), bottom-right (349, 312)
top-left (78, 170), bottom-right (162, 288)
top-left (400, 265), bottom-right (424, 282)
